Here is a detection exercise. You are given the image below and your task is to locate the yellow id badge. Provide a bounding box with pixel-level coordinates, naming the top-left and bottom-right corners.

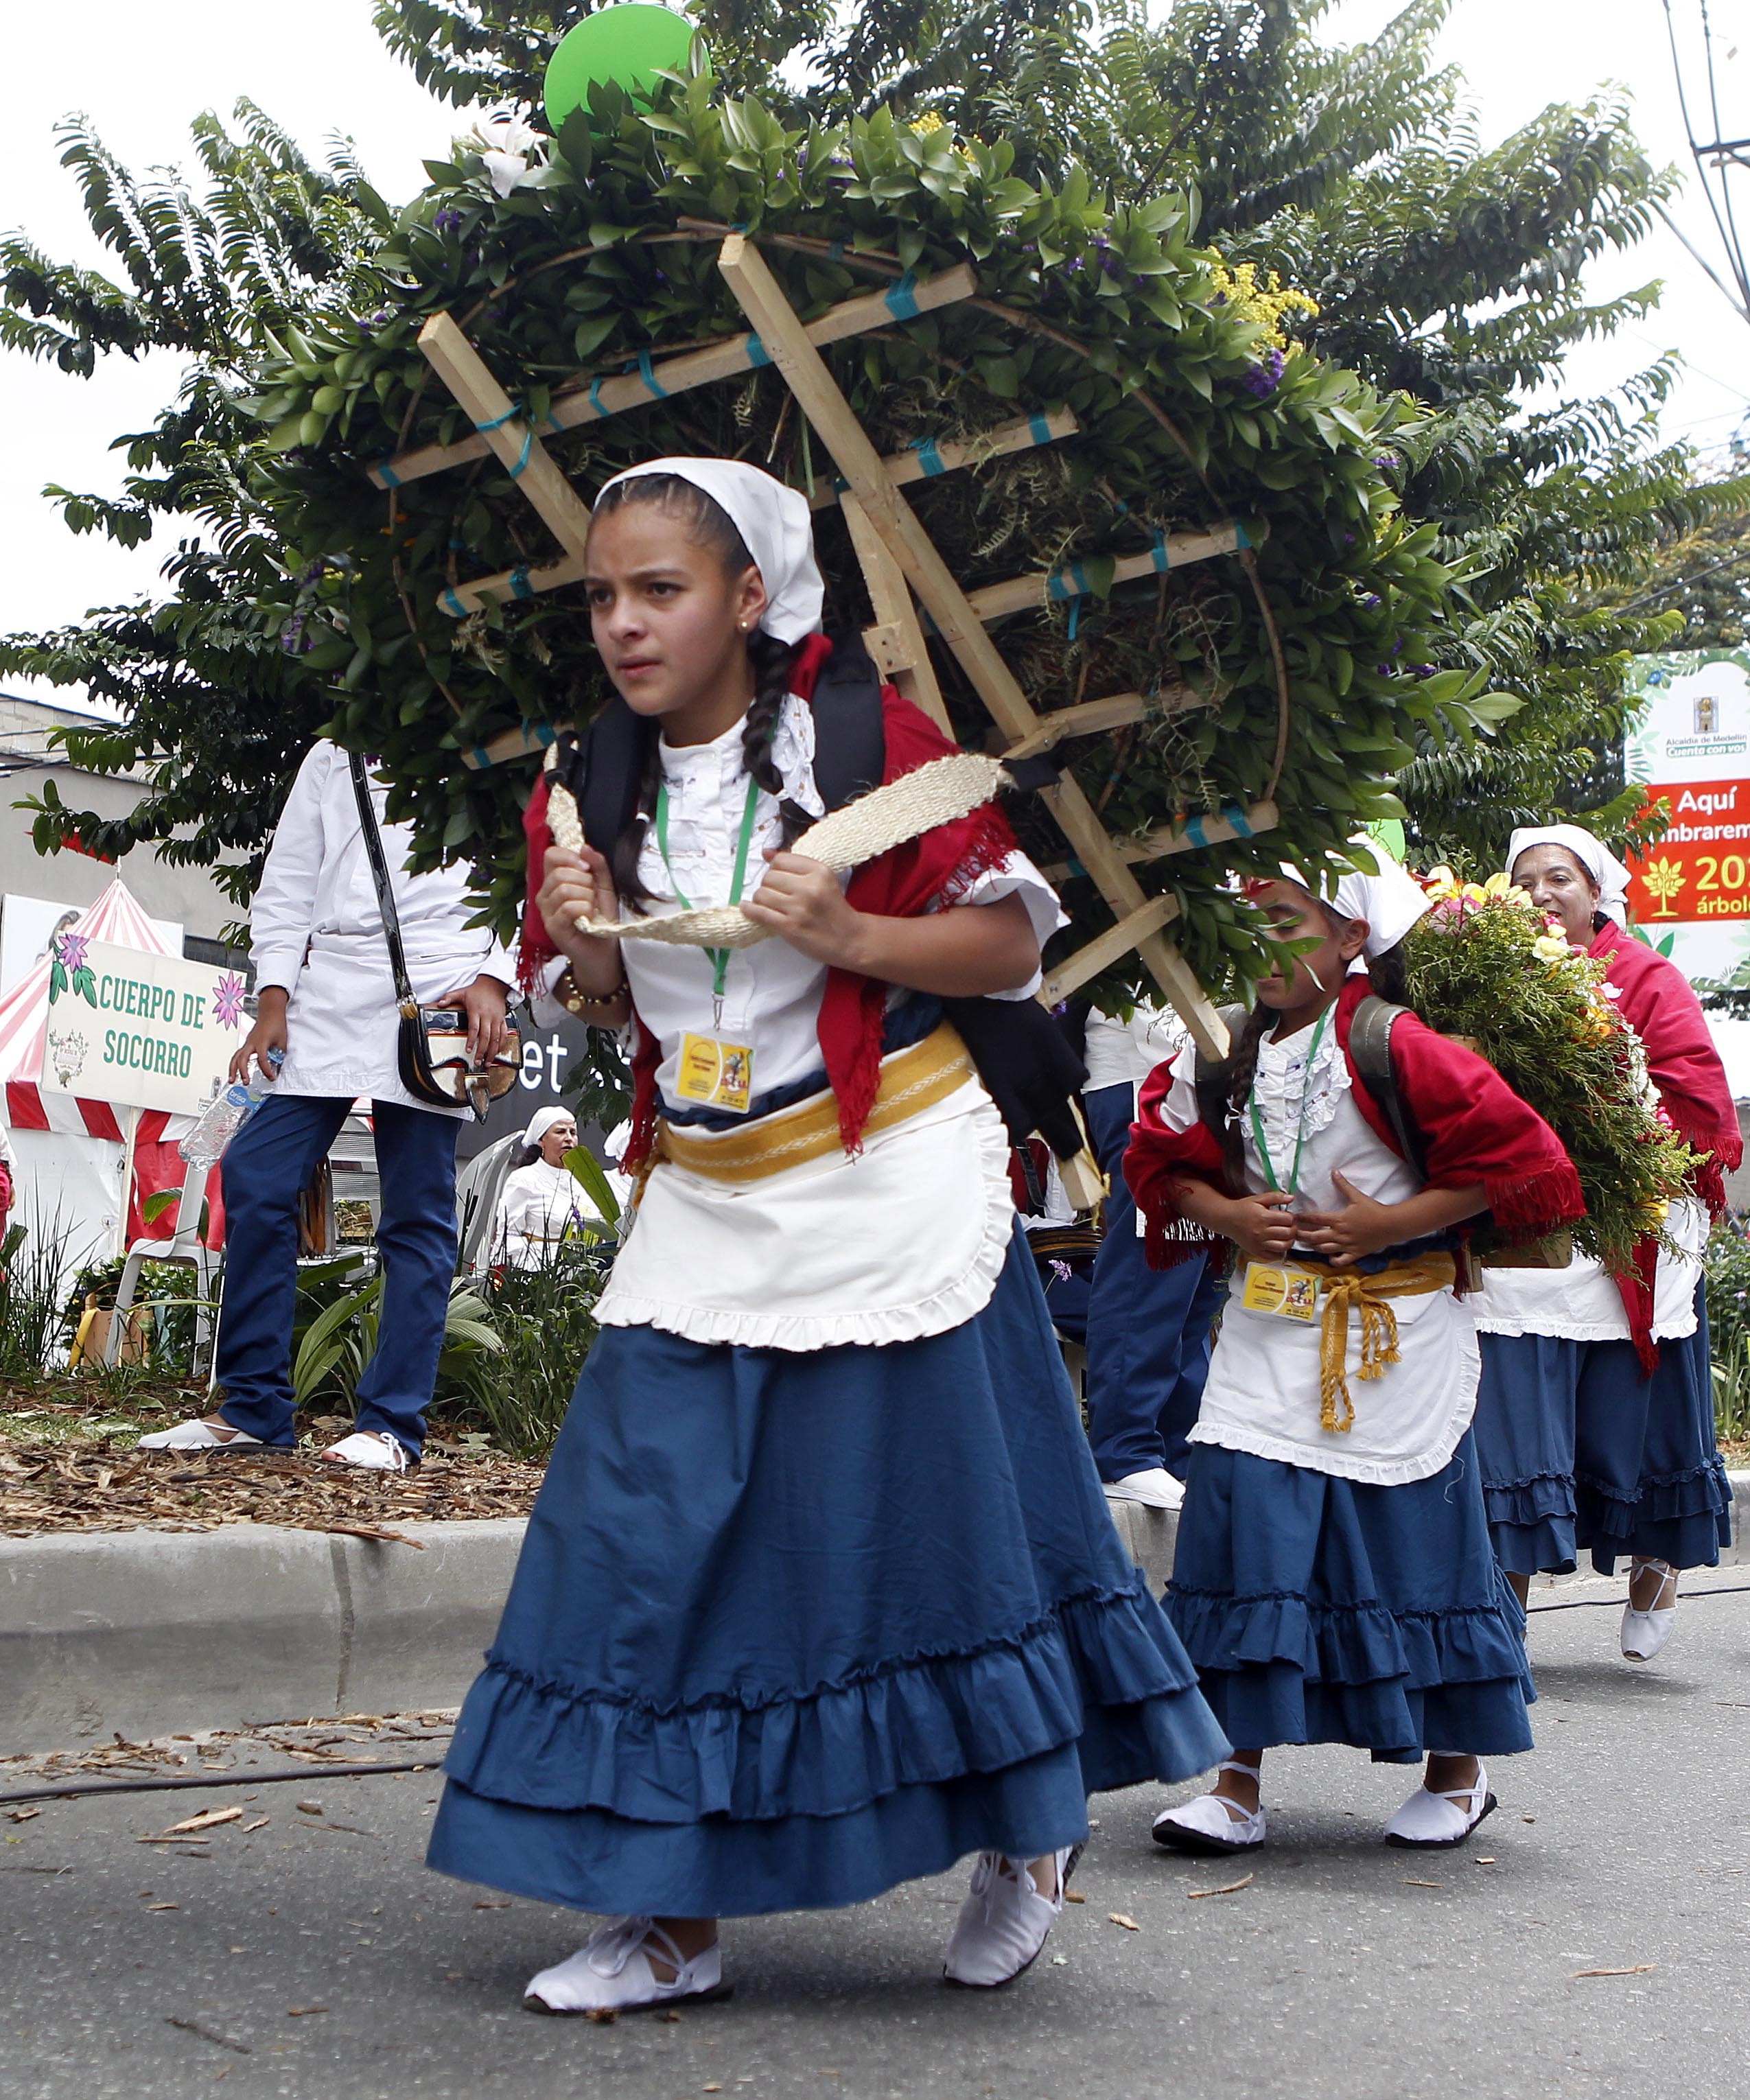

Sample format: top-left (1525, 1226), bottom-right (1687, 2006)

top-left (675, 1032), bottom-right (754, 1115)
top-left (1241, 1261), bottom-right (1322, 1322)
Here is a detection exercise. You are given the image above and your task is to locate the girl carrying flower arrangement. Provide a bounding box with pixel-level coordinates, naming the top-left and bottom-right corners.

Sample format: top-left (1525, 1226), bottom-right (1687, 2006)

top-left (1125, 858), bottom-right (1583, 1854)
top-left (425, 458), bottom-right (1228, 2010)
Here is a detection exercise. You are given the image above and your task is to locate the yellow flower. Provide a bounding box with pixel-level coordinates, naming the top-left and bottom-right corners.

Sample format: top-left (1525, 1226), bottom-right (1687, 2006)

top-left (1532, 933), bottom-right (1572, 963)
top-left (1461, 883), bottom-right (1488, 905)
top-left (1481, 872), bottom-right (1514, 898)
top-left (910, 111), bottom-right (948, 135)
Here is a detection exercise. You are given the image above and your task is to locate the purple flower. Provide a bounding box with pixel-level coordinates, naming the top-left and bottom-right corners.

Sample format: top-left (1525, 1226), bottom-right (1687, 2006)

top-left (433, 209), bottom-right (465, 234)
top-left (1242, 346), bottom-right (1287, 397)
top-left (212, 975), bottom-right (246, 1030)
top-left (280, 613), bottom-right (306, 656)
top-left (1360, 591), bottom-right (1381, 607)
top-left (57, 933), bottom-right (89, 972)
top-left (1373, 451), bottom-right (1401, 469)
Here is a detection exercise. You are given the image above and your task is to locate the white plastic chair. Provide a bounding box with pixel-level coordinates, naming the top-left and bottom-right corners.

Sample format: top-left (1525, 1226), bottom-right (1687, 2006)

top-left (106, 1160), bottom-right (218, 1372)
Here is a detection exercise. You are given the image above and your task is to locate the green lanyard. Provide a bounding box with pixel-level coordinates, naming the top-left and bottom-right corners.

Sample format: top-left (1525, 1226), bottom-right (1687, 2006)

top-left (655, 772), bottom-right (762, 1020)
top-left (1248, 1010), bottom-right (1329, 1196)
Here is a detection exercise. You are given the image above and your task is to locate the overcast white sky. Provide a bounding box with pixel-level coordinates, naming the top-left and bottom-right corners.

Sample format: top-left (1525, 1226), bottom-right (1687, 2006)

top-left (1, 0), bottom-right (1744, 714)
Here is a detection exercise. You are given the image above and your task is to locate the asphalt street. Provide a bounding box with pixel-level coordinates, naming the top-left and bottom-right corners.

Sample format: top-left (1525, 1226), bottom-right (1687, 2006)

top-left (4, 1575), bottom-right (1749, 2100)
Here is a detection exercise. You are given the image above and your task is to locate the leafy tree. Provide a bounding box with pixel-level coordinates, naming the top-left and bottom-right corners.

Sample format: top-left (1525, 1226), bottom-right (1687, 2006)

top-left (1, 0), bottom-right (1739, 929)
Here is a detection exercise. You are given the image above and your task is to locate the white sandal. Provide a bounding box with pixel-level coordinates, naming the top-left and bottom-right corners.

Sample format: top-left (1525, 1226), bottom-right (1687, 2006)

top-left (1152, 1760), bottom-right (1267, 1854)
top-left (137, 1418), bottom-right (264, 1451)
top-left (1383, 1762), bottom-right (1495, 1848)
top-left (524, 1916), bottom-right (730, 2015)
top-left (1622, 1559), bottom-right (1678, 1661)
top-left (943, 1842), bottom-right (1082, 1989)
top-left (320, 1430), bottom-right (411, 1472)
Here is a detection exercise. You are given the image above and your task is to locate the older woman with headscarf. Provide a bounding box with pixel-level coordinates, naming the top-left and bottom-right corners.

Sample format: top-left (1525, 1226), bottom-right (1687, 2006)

top-left (1470, 824), bottom-right (1742, 1662)
top-left (493, 1106), bottom-right (590, 1266)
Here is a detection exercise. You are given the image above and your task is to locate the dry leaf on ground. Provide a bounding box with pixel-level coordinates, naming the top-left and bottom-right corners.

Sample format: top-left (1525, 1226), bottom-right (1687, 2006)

top-left (1570, 1964), bottom-right (1657, 1979)
top-left (1187, 1873), bottom-right (1255, 1900)
top-left (1108, 1912), bottom-right (1141, 1930)
top-left (163, 1806), bottom-right (242, 1836)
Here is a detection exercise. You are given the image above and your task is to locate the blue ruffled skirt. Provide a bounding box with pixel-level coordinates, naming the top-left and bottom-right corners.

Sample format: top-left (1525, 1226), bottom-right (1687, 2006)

top-left (427, 1228), bottom-right (1228, 1916)
top-left (1473, 1283), bottom-right (1731, 1578)
top-left (1164, 1435), bottom-right (1535, 1762)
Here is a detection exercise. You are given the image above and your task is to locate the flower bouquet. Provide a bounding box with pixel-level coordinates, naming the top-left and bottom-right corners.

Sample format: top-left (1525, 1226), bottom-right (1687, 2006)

top-left (1402, 870), bottom-right (1696, 1276)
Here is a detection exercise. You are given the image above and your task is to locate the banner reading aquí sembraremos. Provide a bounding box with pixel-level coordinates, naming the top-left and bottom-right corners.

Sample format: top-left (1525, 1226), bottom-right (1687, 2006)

top-left (1623, 646), bottom-right (1750, 982)
top-left (42, 934), bottom-right (250, 1118)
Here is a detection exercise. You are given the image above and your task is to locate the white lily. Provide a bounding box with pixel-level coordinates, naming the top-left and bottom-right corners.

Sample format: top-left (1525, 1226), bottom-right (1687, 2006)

top-left (462, 110), bottom-right (546, 199)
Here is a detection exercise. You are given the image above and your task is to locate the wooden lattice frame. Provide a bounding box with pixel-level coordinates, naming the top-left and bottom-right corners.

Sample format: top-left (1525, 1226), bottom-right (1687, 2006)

top-left (401, 233), bottom-right (1295, 1056)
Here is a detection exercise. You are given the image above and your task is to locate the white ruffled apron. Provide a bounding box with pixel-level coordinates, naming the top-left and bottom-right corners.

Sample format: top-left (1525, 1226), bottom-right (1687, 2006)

top-left (595, 1044), bottom-right (1016, 1353)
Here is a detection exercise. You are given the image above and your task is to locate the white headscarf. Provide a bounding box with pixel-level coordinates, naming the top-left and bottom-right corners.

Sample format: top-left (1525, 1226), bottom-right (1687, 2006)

top-left (522, 1106), bottom-right (575, 1150)
top-left (595, 458), bottom-right (826, 645)
top-left (1504, 824), bottom-right (1631, 925)
top-left (1277, 848), bottom-right (1432, 957)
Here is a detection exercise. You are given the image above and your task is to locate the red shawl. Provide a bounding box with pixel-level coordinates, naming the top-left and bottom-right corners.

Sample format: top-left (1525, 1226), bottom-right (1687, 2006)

top-left (1591, 922), bottom-right (1741, 1367)
top-left (517, 633), bottom-right (1016, 1165)
top-left (1123, 977), bottom-right (1585, 1273)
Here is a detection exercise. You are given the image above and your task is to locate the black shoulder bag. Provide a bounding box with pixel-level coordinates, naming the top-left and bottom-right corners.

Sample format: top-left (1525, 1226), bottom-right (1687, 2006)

top-left (347, 754), bottom-right (521, 1121)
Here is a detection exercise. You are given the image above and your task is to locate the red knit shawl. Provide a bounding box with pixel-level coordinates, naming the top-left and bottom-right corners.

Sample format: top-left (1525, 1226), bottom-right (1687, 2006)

top-left (1588, 922), bottom-right (1742, 1368)
top-left (517, 633), bottom-right (1016, 1165)
top-left (1123, 976), bottom-right (1585, 1274)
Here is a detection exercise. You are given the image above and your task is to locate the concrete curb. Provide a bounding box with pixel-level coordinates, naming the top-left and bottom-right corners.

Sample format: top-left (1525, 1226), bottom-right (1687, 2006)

top-left (6, 1476), bottom-right (1749, 1757)
top-left (1, 1518), bottom-right (525, 1754)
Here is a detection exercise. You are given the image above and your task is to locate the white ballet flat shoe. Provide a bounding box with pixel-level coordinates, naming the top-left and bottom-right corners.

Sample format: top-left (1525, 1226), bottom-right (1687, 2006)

top-left (1152, 1760), bottom-right (1267, 1854)
top-left (1383, 1764), bottom-right (1496, 1848)
top-left (524, 1916), bottom-right (730, 2016)
top-left (1106, 1468), bottom-right (1186, 1512)
top-left (320, 1430), bottom-right (410, 1472)
top-left (1622, 1561), bottom-right (1678, 1661)
top-left (943, 1843), bottom-right (1082, 1988)
top-left (137, 1418), bottom-right (264, 1451)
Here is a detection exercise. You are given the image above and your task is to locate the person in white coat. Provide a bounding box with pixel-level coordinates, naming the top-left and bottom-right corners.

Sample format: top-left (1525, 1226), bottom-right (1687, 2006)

top-left (141, 741), bottom-right (516, 1470)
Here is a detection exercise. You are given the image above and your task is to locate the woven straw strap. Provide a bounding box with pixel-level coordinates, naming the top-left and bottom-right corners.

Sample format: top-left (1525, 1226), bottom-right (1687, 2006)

top-left (543, 749), bottom-right (1007, 950)
top-left (1305, 1252), bottom-right (1458, 1435)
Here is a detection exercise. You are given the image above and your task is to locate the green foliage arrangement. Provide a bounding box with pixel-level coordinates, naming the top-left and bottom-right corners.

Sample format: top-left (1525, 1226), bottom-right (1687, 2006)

top-left (238, 65), bottom-right (1475, 992)
top-left (1402, 870), bottom-right (1695, 1276)
top-left (1703, 1213), bottom-right (1750, 1444)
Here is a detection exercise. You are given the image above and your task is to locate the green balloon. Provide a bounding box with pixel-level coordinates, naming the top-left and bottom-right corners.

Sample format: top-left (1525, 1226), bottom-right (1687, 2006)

top-left (544, 5), bottom-right (697, 130)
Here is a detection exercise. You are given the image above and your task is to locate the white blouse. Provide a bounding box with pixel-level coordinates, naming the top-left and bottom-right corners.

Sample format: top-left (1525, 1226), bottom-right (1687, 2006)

top-left (621, 701), bottom-right (1062, 1107)
top-left (1150, 1017), bottom-right (1480, 1485)
top-left (255, 742), bottom-right (517, 1115)
top-left (494, 1158), bottom-right (603, 1265)
top-left (545, 700), bottom-right (1063, 1351)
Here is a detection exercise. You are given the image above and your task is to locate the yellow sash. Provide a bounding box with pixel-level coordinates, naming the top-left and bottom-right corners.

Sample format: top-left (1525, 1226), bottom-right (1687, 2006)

top-left (653, 1023), bottom-right (975, 1187)
top-left (1300, 1252), bottom-right (1458, 1434)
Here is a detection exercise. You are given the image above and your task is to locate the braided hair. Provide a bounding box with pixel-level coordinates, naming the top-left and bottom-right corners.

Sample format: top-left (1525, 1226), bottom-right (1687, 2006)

top-left (589, 472), bottom-right (807, 905)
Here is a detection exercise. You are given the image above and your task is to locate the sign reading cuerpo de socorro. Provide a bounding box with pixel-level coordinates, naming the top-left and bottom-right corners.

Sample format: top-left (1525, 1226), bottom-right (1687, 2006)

top-left (43, 934), bottom-right (249, 1117)
top-left (1624, 646), bottom-right (1750, 982)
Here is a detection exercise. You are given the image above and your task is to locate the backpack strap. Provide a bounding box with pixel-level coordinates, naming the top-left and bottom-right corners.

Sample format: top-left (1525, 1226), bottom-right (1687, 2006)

top-left (1347, 994), bottom-right (1428, 1178)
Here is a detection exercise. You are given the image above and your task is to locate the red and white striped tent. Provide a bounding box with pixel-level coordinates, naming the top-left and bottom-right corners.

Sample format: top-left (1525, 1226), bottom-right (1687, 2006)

top-left (0, 879), bottom-right (201, 1272)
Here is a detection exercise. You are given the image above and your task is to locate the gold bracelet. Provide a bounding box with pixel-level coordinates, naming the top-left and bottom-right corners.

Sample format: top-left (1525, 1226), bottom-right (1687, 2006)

top-left (556, 966), bottom-right (629, 1016)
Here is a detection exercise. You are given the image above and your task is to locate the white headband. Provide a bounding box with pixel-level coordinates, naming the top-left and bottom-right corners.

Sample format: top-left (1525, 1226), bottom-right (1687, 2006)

top-left (1505, 824), bottom-right (1631, 925)
top-left (595, 457), bottom-right (826, 646)
top-left (522, 1106), bottom-right (574, 1147)
top-left (1277, 848), bottom-right (1432, 957)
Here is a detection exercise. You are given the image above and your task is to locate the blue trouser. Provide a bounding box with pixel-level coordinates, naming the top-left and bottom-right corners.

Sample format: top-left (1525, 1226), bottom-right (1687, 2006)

top-left (214, 1095), bottom-right (460, 1456)
top-left (1081, 1080), bottom-right (1222, 1482)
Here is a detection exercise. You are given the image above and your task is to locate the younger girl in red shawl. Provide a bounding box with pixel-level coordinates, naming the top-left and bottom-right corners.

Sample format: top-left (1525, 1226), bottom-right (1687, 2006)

top-left (1126, 860), bottom-right (1582, 1854)
top-left (425, 458), bottom-right (1227, 2009)
top-left (1471, 826), bottom-right (1741, 1661)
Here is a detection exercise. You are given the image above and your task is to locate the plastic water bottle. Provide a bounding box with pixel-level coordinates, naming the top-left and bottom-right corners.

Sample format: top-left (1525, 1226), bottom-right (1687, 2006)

top-left (178, 1049), bottom-right (282, 1167)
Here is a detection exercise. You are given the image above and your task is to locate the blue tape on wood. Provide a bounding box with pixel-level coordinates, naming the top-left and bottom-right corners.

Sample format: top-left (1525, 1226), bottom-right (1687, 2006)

top-left (910, 435), bottom-right (947, 476)
top-left (1029, 412), bottom-right (1053, 445)
top-left (638, 349), bottom-right (668, 399)
top-left (746, 332), bottom-right (771, 368)
top-left (509, 565), bottom-right (533, 600)
top-left (377, 455), bottom-right (402, 488)
top-left (441, 586), bottom-right (467, 617)
top-left (885, 272), bottom-right (920, 320)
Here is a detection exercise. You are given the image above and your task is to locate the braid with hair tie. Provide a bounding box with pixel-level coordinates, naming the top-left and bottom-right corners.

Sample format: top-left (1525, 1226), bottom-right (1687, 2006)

top-left (1222, 1004), bottom-right (1274, 1189)
top-left (740, 630), bottom-right (810, 846)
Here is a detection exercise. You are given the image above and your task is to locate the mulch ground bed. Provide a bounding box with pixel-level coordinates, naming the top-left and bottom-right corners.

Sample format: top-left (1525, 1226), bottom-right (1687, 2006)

top-left (0, 1437), bottom-right (544, 1542)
